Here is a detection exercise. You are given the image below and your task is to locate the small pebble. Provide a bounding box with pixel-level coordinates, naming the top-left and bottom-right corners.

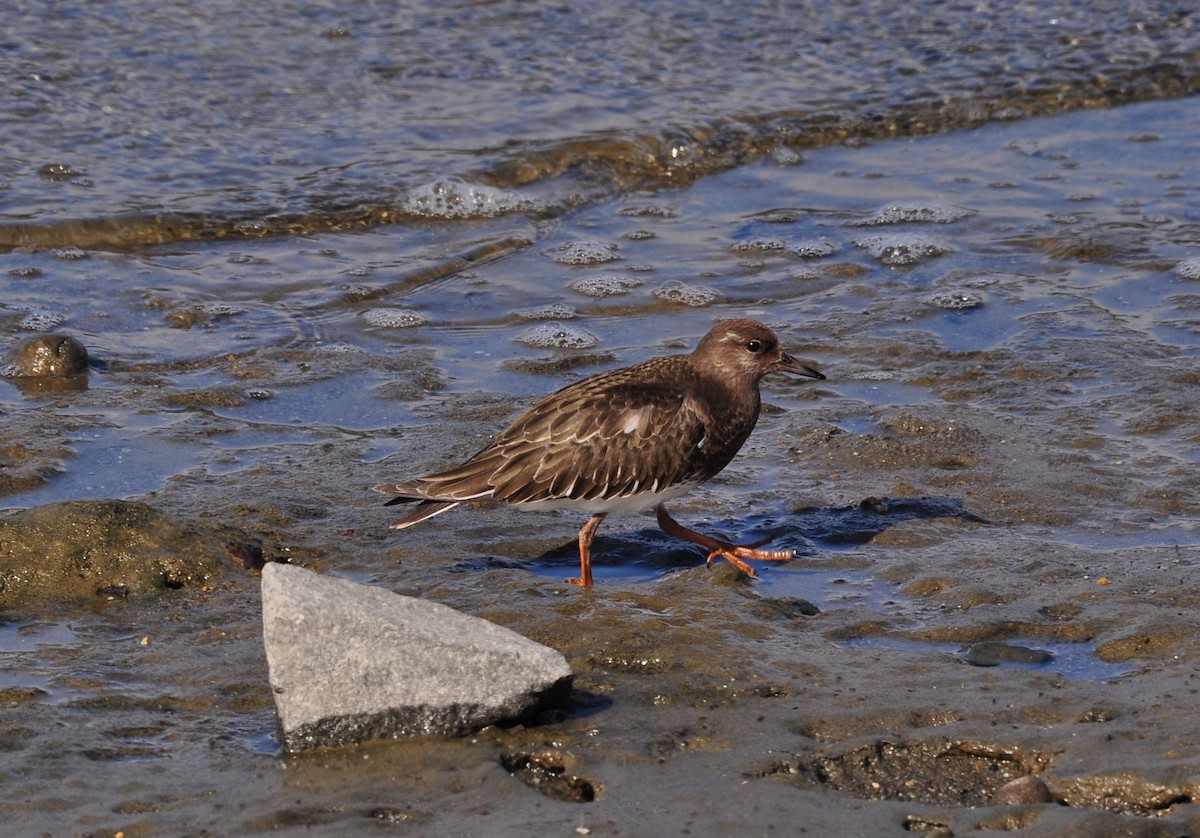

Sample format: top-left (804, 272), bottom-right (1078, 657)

top-left (990, 775), bottom-right (1054, 805)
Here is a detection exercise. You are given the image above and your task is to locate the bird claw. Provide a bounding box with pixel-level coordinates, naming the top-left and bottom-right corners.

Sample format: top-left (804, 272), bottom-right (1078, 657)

top-left (705, 542), bottom-right (796, 577)
top-left (706, 550), bottom-right (758, 577)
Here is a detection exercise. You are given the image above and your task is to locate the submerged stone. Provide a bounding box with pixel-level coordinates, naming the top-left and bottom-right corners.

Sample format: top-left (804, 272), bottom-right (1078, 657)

top-left (261, 563), bottom-right (573, 753)
top-left (11, 334), bottom-right (89, 378)
top-left (961, 641), bottom-right (1055, 667)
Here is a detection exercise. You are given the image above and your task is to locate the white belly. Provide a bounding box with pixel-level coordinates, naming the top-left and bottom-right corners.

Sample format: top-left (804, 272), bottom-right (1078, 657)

top-left (511, 480), bottom-right (700, 517)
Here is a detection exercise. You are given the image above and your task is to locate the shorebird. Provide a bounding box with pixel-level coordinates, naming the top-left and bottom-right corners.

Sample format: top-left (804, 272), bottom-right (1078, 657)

top-left (375, 318), bottom-right (824, 586)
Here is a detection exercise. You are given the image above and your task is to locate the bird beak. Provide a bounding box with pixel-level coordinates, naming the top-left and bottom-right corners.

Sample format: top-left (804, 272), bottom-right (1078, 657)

top-left (775, 352), bottom-right (825, 380)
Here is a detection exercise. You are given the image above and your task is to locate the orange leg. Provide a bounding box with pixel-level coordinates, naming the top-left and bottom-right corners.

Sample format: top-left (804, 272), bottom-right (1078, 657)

top-left (570, 513), bottom-right (605, 587)
top-left (655, 505), bottom-right (794, 578)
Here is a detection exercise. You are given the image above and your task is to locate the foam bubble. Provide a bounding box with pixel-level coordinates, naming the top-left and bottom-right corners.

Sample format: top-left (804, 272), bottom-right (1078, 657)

top-left (19, 310), bottom-right (65, 331)
top-left (400, 178), bottom-right (538, 219)
top-left (770, 147), bottom-right (804, 166)
top-left (851, 203), bottom-right (975, 226)
top-left (518, 322), bottom-right (599, 349)
top-left (730, 238), bottom-right (787, 253)
top-left (53, 246), bottom-right (88, 260)
top-left (1175, 257), bottom-right (1200, 281)
top-left (549, 239), bottom-right (620, 265)
top-left (515, 303), bottom-right (578, 320)
top-left (337, 283), bottom-right (374, 299)
top-left (234, 219), bottom-right (269, 236)
top-left (855, 233), bottom-right (952, 266)
top-left (228, 253), bottom-right (267, 265)
top-left (929, 289), bottom-right (984, 310)
top-left (201, 303), bottom-right (245, 318)
top-left (620, 205), bottom-right (677, 218)
top-left (790, 239), bottom-right (839, 258)
top-left (361, 308), bottom-right (430, 328)
top-left (653, 280), bottom-right (721, 307)
top-left (1008, 140), bottom-right (1042, 157)
top-left (571, 273), bottom-right (643, 297)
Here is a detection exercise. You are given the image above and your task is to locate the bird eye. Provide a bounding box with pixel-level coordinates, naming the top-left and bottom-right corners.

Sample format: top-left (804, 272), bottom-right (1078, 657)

top-left (745, 339), bottom-right (764, 354)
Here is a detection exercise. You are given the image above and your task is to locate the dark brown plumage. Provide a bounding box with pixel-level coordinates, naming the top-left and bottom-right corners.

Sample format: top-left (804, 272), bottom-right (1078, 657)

top-left (375, 318), bottom-right (824, 586)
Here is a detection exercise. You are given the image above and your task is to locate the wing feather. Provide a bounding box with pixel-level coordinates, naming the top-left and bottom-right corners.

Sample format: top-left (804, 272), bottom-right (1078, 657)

top-left (489, 377), bottom-right (710, 504)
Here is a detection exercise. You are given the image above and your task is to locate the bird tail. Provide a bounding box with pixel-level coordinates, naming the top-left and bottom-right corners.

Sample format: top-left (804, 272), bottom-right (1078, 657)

top-left (373, 465), bottom-right (497, 530)
top-left (381, 497), bottom-right (461, 529)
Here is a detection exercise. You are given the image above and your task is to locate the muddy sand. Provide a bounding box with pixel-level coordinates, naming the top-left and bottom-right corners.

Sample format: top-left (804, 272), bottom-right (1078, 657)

top-left (2, 348), bottom-right (1198, 836)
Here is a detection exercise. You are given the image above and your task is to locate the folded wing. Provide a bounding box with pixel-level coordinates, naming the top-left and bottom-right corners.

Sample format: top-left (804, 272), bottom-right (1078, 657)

top-left (375, 360), bottom-right (710, 508)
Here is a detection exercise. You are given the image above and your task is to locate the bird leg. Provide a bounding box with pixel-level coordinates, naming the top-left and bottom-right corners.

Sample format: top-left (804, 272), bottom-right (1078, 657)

top-left (655, 505), bottom-right (794, 578)
top-left (570, 513), bottom-right (606, 587)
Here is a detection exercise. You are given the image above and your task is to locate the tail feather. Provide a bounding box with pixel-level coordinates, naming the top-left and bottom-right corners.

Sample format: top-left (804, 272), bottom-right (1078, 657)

top-left (373, 481), bottom-right (425, 499)
top-left (374, 473), bottom-right (493, 530)
top-left (387, 499), bottom-right (460, 529)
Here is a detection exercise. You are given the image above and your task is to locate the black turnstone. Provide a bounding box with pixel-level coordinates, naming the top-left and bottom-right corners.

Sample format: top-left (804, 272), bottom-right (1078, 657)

top-left (375, 318), bottom-right (825, 586)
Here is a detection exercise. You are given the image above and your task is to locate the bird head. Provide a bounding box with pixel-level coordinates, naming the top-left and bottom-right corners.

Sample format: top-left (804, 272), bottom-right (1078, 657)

top-left (693, 319), bottom-right (825, 384)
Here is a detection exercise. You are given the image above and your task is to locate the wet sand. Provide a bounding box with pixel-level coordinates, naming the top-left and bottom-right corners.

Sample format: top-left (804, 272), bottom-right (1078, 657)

top-left (4, 380), bottom-right (1198, 835)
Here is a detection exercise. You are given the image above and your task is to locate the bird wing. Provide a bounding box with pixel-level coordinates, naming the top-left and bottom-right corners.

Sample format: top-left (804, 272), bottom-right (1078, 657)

top-left (394, 361), bottom-right (711, 504)
top-left (490, 379), bottom-right (709, 504)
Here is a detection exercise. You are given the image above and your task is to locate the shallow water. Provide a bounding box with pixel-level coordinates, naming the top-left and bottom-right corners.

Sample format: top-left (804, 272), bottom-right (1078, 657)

top-left (5, 96), bottom-right (1199, 538)
top-left (3, 2), bottom-right (1200, 835)
top-left (839, 636), bottom-right (1135, 682)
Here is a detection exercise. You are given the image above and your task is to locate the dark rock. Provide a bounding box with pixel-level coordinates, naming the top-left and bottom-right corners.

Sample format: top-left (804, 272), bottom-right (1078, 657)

top-left (750, 596), bottom-right (821, 620)
top-left (260, 563), bottom-right (573, 753)
top-left (961, 641), bottom-right (1054, 667)
top-left (12, 334), bottom-right (89, 378)
top-left (500, 750), bottom-right (598, 802)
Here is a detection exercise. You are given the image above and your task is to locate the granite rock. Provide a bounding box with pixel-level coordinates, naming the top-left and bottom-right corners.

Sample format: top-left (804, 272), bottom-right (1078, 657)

top-left (261, 563), bottom-right (573, 752)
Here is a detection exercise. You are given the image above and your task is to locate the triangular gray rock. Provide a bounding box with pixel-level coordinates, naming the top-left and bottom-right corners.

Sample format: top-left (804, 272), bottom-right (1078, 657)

top-left (261, 563), bottom-right (573, 753)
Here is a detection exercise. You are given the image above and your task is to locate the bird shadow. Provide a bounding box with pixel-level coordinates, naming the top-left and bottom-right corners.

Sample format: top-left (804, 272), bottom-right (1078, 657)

top-left (506, 495), bottom-right (986, 582)
top-left (789, 495), bottom-right (986, 547)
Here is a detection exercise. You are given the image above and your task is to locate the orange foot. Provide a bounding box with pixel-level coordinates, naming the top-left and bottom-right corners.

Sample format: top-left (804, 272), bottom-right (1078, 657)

top-left (705, 539), bottom-right (796, 577)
